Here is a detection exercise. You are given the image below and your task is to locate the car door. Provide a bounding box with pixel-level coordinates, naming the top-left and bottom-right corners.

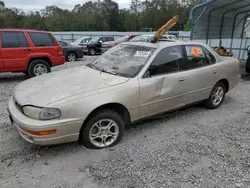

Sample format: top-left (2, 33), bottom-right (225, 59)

top-left (0, 47), bottom-right (3, 69)
top-left (96, 37), bottom-right (104, 53)
top-left (27, 32), bottom-right (60, 58)
top-left (0, 31), bottom-right (32, 69)
top-left (182, 45), bottom-right (220, 104)
top-left (138, 46), bottom-right (189, 118)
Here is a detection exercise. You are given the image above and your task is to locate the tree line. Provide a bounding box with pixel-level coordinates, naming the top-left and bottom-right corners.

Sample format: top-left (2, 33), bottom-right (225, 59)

top-left (0, 0), bottom-right (203, 32)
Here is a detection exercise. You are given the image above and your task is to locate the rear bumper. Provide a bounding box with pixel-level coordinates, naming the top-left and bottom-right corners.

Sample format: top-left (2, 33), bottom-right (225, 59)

top-left (76, 50), bottom-right (84, 58)
top-left (8, 96), bottom-right (82, 146)
top-left (51, 56), bottom-right (65, 66)
top-left (229, 75), bottom-right (241, 90)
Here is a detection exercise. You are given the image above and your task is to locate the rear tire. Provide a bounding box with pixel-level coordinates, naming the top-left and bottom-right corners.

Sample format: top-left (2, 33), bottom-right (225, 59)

top-left (66, 52), bottom-right (76, 62)
top-left (81, 109), bottom-right (125, 149)
top-left (27, 59), bottom-right (51, 78)
top-left (204, 81), bottom-right (226, 109)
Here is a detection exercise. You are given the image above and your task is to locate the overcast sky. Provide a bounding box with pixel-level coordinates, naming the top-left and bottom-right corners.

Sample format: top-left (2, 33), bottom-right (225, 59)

top-left (4, 0), bottom-right (130, 12)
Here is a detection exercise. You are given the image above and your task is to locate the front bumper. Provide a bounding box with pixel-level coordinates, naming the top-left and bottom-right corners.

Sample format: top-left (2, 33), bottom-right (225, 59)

top-left (8, 96), bottom-right (83, 145)
top-left (76, 50), bottom-right (84, 58)
top-left (229, 75), bottom-right (241, 90)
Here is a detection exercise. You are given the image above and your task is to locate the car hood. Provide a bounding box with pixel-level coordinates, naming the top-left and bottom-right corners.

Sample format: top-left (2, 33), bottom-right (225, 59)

top-left (14, 66), bottom-right (129, 107)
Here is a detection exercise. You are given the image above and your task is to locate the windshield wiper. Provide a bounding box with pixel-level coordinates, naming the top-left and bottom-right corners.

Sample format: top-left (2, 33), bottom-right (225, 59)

top-left (100, 68), bottom-right (117, 75)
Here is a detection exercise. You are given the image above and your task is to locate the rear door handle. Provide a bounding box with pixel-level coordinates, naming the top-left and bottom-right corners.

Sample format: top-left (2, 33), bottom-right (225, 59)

top-left (179, 79), bottom-right (186, 82)
top-left (24, 49), bottom-right (31, 51)
top-left (213, 71), bottom-right (218, 75)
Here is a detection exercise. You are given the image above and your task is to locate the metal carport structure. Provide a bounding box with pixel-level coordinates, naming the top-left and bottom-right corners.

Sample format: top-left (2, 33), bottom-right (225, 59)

top-left (190, 0), bottom-right (250, 60)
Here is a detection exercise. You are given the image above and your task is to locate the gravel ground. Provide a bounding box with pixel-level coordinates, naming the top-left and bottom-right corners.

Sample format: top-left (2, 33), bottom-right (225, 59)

top-left (1, 57), bottom-right (250, 188)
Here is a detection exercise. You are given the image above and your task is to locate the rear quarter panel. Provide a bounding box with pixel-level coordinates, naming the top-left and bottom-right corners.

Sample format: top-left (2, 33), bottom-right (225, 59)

top-left (219, 57), bottom-right (240, 90)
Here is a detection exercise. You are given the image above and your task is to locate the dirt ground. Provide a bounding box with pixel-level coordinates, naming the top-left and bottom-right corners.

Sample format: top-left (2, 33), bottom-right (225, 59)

top-left (1, 57), bottom-right (250, 188)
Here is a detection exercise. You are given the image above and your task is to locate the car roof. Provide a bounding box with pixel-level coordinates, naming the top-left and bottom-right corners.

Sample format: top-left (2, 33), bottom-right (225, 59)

top-left (0, 28), bottom-right (49, 33)
top-left (123, 40), bottom-right (207, 48)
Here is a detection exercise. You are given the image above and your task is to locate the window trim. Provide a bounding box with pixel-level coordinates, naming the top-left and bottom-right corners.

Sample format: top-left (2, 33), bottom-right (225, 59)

top-left (143, 45), bottom-right (184, 78)
top-left (1, 31), bottom-right (30, 48)
top-left (28, 32), bottom-right (55, 47)
top-left (59, 41), bottom-right (67, 46)
top-left (201, 46), bottom-right (216, 65)
top-left (183, 44), bottom-right (212, 71)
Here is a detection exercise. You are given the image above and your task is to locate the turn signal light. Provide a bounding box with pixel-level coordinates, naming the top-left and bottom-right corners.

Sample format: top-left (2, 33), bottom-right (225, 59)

top-left (20, 128), bottom-right (57, 136)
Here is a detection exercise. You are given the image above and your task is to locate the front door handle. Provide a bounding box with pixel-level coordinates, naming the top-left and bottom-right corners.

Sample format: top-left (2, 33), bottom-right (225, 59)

top-left (179, 79), bottom-right (186, 82)
top-left (24, 49), bottom-right (31, 51)
top-left (213, 71), bottom-right (218, 75)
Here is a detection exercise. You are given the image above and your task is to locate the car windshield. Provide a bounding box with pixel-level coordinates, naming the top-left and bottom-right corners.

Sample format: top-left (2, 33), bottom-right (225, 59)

top-left (131, 35), bottom-right (151, 42)
top-left (74, 37), bottom-right (84, 43)
top-left (89, 37), bottom-right (100, 43)
top-left (116, 35), bottom-right (129, 42)
top-left (88, 44), bottom-right (155, 78)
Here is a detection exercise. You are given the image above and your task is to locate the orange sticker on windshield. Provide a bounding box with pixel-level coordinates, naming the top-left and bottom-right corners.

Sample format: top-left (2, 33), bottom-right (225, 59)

top-left (192, 47), bottom-right (200, 56)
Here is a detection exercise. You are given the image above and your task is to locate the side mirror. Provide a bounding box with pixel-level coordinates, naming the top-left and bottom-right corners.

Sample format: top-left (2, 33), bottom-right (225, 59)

top-left (144, 70), bottom-right (151, 78)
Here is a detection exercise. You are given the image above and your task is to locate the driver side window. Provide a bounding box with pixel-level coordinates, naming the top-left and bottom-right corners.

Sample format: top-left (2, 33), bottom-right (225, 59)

top-left (147, 46), bottom-right (183, 76)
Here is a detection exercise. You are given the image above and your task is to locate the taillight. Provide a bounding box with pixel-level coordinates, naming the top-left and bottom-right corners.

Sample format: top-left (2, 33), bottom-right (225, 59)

top-left (58, 47), bottom-right (63, 56)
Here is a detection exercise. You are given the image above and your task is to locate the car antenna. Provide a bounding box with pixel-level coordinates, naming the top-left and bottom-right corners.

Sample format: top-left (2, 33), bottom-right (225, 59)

top-left (150, 15), bottom-right (179, 43)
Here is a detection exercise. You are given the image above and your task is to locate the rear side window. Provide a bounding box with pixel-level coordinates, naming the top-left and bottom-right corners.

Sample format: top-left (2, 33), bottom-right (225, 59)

top-left (106, 37), bottom-right (114, 41)
top-left (1, 31), bottom-right (29, 48)
top-left (202, 47), bottom-right (216, 64)
top-left (184, 45), bottom-right (210, 69)
top-left (28, 32), bottom-right (54, 47)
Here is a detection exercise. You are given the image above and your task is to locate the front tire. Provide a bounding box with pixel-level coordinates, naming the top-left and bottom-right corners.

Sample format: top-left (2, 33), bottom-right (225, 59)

top-left (27, 59), bottom-right (51, 77)
top-left (81, 109), bottom-right (124, 149)
top-left (204, 81), bottom-right (226, 109)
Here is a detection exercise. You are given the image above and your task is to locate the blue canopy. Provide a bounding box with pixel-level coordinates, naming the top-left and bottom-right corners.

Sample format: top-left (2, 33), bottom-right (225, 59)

top-left (190, 0), bottom-right (250, 41)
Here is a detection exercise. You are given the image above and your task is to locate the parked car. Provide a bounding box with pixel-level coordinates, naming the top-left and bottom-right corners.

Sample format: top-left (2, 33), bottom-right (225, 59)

top-left (101, 34), bottom-right (140, 53)
top-left (58, 40), bottom-right (84, 62)
top-left (8, 40), bottom-right (240, 149)
top-left (82, 36), bottom-right (114, 55)
top-left (0, 29), bottom-right (65, 77)
top-left (131, 34), bottom-right (177, 42)
top-left (71, 37), bottom-right (92, 46)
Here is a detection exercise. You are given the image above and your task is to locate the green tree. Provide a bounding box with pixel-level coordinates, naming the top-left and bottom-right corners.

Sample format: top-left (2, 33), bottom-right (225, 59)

top-left (0, 1), bottom-right (4, 9)
top-left (0, 0), bottom-right (197, 32)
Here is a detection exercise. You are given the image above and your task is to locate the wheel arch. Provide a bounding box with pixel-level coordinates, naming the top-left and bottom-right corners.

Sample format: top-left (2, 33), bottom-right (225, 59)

top-left (28, 57), bottom-right (52, 67)
top-left (79, 102), bottom-right (131, 140)
top-left (218, 78), bottom-right (229, 92)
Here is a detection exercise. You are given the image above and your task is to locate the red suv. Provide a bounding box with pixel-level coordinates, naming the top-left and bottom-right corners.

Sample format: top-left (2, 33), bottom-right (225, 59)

top-left (0, 29), bottom-right (65, 77)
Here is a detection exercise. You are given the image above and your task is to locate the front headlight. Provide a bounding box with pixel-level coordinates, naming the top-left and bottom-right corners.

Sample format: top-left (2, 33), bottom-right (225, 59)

top-left (23, 106), bottom-right (61, 120)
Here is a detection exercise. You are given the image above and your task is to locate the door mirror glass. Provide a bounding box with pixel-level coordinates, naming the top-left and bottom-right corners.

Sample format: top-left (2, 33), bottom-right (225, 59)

top-left (144, 70), bottom-right (151, 78)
